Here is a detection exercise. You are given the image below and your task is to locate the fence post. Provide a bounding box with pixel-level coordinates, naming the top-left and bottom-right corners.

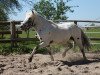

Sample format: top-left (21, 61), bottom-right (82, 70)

top-left (10, 21), bottom-right (16, 47)
top-left (73, 21), bottom-right (77, 50)
top-left (1, 30), bottom-right (4, 39)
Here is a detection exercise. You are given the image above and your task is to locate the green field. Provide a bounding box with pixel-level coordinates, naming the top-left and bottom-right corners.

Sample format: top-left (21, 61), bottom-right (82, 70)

top-left (0, 27), bottom-right (100, 55)
top-left (15, 27), bottom-right (100, 52)
top-left (0, 30), bottom-right (38, 55)
top-left (85, 27), bottom-right (100, 51)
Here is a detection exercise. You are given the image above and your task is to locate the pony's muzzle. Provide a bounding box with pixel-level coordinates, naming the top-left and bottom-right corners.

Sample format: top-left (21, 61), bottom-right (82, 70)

top-left (20, 24), bottom-right (26, 30)
top-left (16, 25), bottom-right (22, 30)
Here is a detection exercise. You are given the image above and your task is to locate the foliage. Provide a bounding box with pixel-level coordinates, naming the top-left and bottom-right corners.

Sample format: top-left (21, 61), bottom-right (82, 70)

top-left (0, 0), bottom-right (34, 20)
top-left (0, 0), bottom-right (21, 12)
top-left (34, 0), bottom-right (55, 20)
top-left (0, 41), bottom-right (48, 55)
top-left (0, 0), bottom-right (21, 32)
top-left (0, 9), bottom-right (8, 21)
top-left (33, 0), bottom-right (76, 20)
top-left (0, 0), bottom-right (22, 21)
top-left (0, 0), bottom-right (33, 30)
top-left (53, 0), bottom-right (74, 20)
top-left (0, 43), bottom-right (32, 55)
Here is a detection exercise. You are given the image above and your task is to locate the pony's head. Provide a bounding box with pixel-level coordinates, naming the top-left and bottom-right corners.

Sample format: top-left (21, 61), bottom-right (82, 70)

top-left (20, 10), bottom-right (36, 30)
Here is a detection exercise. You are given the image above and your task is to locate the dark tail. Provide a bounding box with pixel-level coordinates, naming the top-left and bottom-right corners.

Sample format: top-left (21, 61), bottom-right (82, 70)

top-left (81, 30), bottom-right (91, 50)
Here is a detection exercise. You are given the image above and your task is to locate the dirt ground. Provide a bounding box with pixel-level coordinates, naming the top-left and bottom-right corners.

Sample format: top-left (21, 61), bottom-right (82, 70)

top-left (0, 51), bottom-right (100, 75)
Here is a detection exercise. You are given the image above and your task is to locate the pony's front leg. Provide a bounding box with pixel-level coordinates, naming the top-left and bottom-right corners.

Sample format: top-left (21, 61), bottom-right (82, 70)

top-left (28, 42), bottom-right (49, 62)
top-left (62, 42), bottom-right (73, 58)
top-left (46, 46), bottom-right (54, 61)
top-left (28, 46), bottom-right (39, 62)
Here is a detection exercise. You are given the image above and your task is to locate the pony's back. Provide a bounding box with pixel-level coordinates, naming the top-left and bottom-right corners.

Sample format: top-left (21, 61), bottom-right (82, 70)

top-left (57, 22), bottom-right (76, 29)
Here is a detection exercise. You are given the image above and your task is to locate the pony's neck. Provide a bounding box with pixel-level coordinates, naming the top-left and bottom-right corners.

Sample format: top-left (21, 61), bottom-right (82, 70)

top-left (34, 14), bottom-right (57, 31)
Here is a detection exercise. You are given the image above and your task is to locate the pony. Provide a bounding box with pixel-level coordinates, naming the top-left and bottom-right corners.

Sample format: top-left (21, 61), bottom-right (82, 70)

top-left (19, 10), bottom-right (91, 62)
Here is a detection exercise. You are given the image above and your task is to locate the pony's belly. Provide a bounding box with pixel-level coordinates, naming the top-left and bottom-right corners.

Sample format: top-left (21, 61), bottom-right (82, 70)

top-left (53, 35), bottom-right (71, 44)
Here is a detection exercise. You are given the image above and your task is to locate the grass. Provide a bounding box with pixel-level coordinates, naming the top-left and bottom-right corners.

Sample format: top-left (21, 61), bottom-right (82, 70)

top-left (84, 28), bottom-right (100, 51)
top-left (0, 30), bottom-right (49, 55)
top-left (0, 27), bottom-right (100, 55)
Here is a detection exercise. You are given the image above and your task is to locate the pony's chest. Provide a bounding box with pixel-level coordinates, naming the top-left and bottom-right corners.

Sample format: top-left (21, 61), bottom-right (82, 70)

top-left (38, 28), bottom-right (51, 36)
top-left (37, 27), bottom-right (52, 41)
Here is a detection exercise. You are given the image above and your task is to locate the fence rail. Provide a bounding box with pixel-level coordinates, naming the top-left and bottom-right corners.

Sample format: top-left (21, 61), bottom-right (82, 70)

top-left (85, 32), bottom-right (100, 34)
top-left (89, 37), bottom-right (100, 41)
top-left (55, 20), bottom-right (100, 23)
top-left (0, 21), bottom-right (22, 25)
top-left (0, 38), bottom-right (38, 43)
top-left (0, 21), bottom-right (22, 47)
top-left (0, 31), bottom-right (22, 34)
top-left (0, 20), bottom-right (100, 47)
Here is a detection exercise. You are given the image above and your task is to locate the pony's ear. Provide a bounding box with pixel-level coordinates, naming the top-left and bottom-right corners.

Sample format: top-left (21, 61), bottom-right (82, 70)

top-left (32, 10), bottom-right (34, 14)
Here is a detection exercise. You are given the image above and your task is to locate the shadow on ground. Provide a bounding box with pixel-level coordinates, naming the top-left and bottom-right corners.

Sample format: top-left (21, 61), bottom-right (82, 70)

top-left (61, 58), bottom-right (100, 67)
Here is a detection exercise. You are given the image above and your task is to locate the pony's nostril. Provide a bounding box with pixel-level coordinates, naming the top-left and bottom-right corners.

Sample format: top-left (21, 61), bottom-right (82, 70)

top-left (20, 26), bottom-right (23, 29)
top-left (20, 26), bottom-right (22, 28)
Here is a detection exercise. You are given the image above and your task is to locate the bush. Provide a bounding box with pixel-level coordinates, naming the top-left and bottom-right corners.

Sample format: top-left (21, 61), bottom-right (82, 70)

top-left (0, 40), bottom-right (48, 55)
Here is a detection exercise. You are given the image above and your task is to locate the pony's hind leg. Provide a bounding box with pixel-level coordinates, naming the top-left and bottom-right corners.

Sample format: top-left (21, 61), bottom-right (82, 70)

top-left (80, 48), bottom-right (87, 60)
top-left (62, 42), bottom-right (73, 58)
top-left (73, 37), bottom-right (87, 60)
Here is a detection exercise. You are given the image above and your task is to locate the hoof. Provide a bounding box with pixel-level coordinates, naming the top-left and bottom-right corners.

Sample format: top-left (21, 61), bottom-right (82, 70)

top-left (28, 57), bottom-right (32, 62)
top-left (51, 58), bottom-right (54, 61)
top-left (84, 57), bottom-right (88, 61)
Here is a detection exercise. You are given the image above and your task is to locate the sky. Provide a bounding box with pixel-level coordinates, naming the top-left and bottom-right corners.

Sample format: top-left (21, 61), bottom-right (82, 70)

top-left (9, 0), bottom-right (100, 23)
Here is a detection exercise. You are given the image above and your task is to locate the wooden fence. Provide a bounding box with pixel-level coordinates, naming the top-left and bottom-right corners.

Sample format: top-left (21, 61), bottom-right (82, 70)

top-left (0, 20), bottom-right (100, 47)
top-left (0, 21), bottom-right (37, 47)
top-left (67, 20), bottom-right (100, 45)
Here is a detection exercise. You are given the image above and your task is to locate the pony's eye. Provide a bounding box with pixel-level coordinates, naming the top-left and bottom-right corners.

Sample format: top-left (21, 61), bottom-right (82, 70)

top-left (28, 18), bottom-right (31, 21)
top-left (28, 18), bottom-right (32, 22)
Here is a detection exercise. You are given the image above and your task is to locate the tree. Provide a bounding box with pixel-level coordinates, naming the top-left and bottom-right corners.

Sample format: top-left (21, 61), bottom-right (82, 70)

top-left (34, 0), bottom-right (55, 20)
top-left (0, 9), bottom-right (8, 21)
top-left (33, 0), bottom-right (76, 20)
top-left (54, 0), bottom-right (74, 20)
top-left (0, 0), bottom-right (22, 31)
top-left (0, 0), bottom-right (22, 21)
